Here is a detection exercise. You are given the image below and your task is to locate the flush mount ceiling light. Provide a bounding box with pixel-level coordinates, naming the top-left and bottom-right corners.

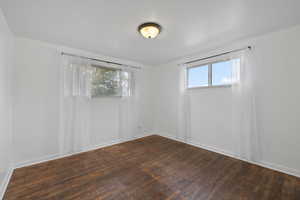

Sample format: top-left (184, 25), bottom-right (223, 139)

top-left (138, 22), bottom-right (161, 39)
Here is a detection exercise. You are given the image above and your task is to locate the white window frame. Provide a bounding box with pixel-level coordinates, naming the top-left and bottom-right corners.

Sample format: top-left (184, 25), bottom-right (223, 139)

top-left (186, 57), bottom-right (239, 89)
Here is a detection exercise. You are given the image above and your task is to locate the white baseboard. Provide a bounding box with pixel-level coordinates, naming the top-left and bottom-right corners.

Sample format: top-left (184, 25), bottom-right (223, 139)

top-left (15, 133), bottom-right (152, 169)
top-left (158, 133), bottom-right (300, 178)
top-left (258, 161), bottom-right (300, 178)
top-left (0, 167), bottom-right (14, 200)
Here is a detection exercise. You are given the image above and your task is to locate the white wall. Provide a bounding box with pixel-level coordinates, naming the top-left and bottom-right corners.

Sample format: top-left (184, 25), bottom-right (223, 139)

top-left (13, 37), bottom-right (154, 167)
top-left (153, 25), bottom-right (300, 176)
top-left (189, 88), bottom-right (234, 154)
top-left (0, 8), bottom-right (14, 197)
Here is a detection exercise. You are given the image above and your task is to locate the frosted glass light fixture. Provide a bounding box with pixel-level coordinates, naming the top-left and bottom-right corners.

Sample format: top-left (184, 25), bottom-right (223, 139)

top-left (138, 22), bottom-right (161, 39)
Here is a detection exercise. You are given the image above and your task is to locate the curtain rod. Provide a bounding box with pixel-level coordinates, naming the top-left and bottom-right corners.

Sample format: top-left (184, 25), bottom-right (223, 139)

top-left (183, 46), bottom-right (252, 65)
top-left (61, 52), bottom-right (142, 70)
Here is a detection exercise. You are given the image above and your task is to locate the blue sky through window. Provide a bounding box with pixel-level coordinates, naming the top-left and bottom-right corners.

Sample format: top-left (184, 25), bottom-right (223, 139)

top-left (188, 65), bottom-right (208, 87)
top-left (212, 60), bottom-right (233, 85)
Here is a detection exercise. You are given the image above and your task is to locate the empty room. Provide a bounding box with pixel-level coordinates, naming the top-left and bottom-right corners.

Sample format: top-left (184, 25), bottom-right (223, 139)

top-left (1, 0), bottom-right (300, 199)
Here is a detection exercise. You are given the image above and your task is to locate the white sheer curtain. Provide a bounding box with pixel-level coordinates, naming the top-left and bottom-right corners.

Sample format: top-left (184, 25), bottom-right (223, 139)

top-left (118, 68), bottom-right (139, 140)
top-left (231, 50), bottom-right (261, 162)
top-left (178, 64), bottom-right (191, 142)
top-left (59, 56), bottom-right (93, 155)
top-left (59, 56), bottom-right (138, 155)
top-left (178, 49), bottom-right (260, 162)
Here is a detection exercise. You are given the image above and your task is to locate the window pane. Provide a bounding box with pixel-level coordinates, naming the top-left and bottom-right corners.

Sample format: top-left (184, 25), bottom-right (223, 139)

top-left (212, 59), bottom-right (238, 86)
top-left (91, 66), bottom-right (122, 97)
top-left (187, 65), bottom-right (208, 88)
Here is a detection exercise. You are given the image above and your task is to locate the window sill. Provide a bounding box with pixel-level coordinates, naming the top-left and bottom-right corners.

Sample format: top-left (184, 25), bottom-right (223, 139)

top-left (187, 84), bottom-right (232, 90)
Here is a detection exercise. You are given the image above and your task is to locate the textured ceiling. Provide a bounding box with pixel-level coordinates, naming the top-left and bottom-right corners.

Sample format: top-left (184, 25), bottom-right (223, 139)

top-left (1, 0), bottom-right (300, 65)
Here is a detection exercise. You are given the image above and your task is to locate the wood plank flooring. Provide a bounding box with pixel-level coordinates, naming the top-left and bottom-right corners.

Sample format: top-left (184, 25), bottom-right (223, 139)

top-left (4, 135), bottom-right (300, 200)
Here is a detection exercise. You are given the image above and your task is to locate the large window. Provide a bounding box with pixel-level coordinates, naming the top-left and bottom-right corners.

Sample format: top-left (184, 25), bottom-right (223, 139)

top-left (187, 58), bottom-right (240, 89)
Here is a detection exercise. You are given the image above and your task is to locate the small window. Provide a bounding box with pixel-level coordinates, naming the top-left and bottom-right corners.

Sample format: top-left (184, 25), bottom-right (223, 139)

top-left (91, 65), bottom-right (131, 98)
top-left (187, 58), bottom-right (240, 89)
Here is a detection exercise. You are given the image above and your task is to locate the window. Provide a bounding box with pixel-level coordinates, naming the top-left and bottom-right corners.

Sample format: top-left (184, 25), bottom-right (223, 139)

top-left (91, 65), bottom-right (131, 98)
top-left (187, 58), bottom-right (240, 89)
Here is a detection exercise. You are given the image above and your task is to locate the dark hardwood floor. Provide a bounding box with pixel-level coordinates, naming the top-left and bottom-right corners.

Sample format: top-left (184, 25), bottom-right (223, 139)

top-left (4, 135), bottom-right (300, 200)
